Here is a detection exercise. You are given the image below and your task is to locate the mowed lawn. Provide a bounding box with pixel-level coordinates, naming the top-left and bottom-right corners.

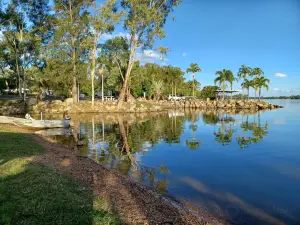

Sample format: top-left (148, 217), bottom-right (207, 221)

top-left (0, 127), bottom-right (120, 225)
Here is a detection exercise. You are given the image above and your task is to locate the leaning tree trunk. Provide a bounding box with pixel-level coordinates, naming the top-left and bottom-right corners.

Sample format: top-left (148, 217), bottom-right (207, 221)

top-left (118, 117), bottom-right (137, 170)
top-left (118, 61), bottom-right (134, 107)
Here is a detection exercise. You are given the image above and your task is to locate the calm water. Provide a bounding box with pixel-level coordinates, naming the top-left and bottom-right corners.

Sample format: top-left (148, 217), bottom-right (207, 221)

top-left (48, 100), bottom-right (300, 225)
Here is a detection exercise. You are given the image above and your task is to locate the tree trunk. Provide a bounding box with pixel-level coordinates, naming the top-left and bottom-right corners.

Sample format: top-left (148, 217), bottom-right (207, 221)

top-left (91, 36), bottom-right (97, 107)
top-left (192, 74), bottom-right (195, 97)
top-left (118, 62), bottom-right (133, 107)
top-left (118, 118), bottom-right (137, 170)
top-left (247, 88), bottom-right (250, 100)
top-left (13, 39), bottom-right (22, 97)
top-left (101, 71), bottom-right (104, 102)
top-left (69, 0), bottom-right (77, 103)
top-left (259, 88), bottom-right (261, 101)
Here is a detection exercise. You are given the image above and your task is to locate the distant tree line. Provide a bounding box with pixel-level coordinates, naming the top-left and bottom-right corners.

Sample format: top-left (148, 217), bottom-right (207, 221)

top-left (260, 95), bottom-right (300, 100)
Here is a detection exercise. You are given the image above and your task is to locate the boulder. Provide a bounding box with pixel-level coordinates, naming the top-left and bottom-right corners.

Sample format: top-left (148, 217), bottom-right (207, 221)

top-left (64, 98), bottom-right (73, 104)
top-left (52, 100), bottom-right (63, 104)
top-left (27, 97), bottom-right (38, 106)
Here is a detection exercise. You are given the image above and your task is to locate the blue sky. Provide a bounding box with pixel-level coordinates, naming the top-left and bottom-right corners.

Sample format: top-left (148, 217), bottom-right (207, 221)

top-left (2, 0), bottom-right (300, 96)
top-left (104, 0), bottom-right (300, 96)
top-left (152, 0), bottom-right (300, 96)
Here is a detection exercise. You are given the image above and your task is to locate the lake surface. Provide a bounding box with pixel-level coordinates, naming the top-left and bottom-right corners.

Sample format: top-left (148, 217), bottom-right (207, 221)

top-left (48, 100), bottom-right (300, 225)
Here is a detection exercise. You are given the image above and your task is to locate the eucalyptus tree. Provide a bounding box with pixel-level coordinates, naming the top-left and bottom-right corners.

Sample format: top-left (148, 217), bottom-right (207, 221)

top-left (99, 36), bottom-right (130, 95)
top-left (117, 0), bottom-right (182, 107)
top-left (186, 63), bottom-right (201, 97)
top-left (0, 0), bottom-right (51, 99)
top-left (254, 76), bottom-right (270, 100)
top-left (52, 0), bottom-right (93, 102)
top-left (89, 0), bottom-right (123, 106)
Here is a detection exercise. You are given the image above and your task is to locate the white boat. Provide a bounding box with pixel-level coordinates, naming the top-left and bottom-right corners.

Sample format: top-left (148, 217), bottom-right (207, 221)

top-left (0, 116), bottom-right (70, 129)
top-left (35, 128), bottom-right (73, 136)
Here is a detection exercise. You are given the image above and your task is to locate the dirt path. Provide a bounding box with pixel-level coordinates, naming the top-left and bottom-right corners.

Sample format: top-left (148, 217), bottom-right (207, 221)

top-left (1, 124), bottom-right (228, 225)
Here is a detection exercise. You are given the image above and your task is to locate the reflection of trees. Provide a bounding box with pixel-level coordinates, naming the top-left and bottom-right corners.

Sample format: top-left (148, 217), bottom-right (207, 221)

top-left (214, 125), bottom-right (235, 146)
top-left (185, 111), bottom-right (201, 150)
top-left (201, 111), bottom-right (269, 149)
top-left (237, 112), bottom-right (268, 149)
top-left (73, 115), bottom-right (175, 193)
top-left (211, 113), bottom-right (236, 146)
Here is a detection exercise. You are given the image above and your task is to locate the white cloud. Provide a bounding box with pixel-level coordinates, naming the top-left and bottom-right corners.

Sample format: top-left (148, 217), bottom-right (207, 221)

top-left (275, 73), bottom-right (288, 78)
top-left (182, 52), bottom-right (188, 57)
top-left (99, 32), bottom-right (130, 42)
top-left (273, 88), bottom-right (280, 91)
top-left (136, 50), bottom-right (166, 63)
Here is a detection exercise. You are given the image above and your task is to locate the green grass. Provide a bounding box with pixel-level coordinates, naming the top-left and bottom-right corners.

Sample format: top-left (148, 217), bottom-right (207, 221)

top-left (0, 128), bottom-right (120, 225)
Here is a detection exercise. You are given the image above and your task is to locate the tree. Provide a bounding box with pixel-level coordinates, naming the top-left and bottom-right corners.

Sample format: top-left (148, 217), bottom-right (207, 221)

top-left (89, 0), bottom-right (122, 106)
top-left (251, 68), bottom-right (265, 98)
top-left (200, 85), bottom-right (218, 99)
top-left (214, 69), bottom-right (234, 100)
top-left (254, 76), bottom-right (270, 100)
top-left (238, 65), bottom-right (253, 100)
top-left (152, 80), bottom-right (163, 100)
top-left (241, 79), bottom-right (253, 99)
top-left (186, 63), bottom-right (201, 97)
top-left (52, 0), bottom-right (92, 102)
top-left (0, 0), bottom-right (51, 100)
top-left (117, 0), bottom-right (182, 107)
top-left (252, 67), bottom-right (264, 78)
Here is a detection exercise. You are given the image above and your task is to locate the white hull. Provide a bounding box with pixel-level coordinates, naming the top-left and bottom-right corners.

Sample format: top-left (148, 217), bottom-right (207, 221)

top-left (0, 116), bottom-right (70, 129)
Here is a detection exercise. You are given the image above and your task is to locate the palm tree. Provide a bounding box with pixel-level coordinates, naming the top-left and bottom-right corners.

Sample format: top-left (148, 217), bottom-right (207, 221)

top-left (252, 68), bottom-right (264, 78)
top-left (152, 80), bottom-right (164, 100)
top-left (241, 79), bottom-right (253, 100)
top-left (238, 65), bottom-right (252, 99)
top-left (254, 76), bottom-right (270, 100)
top-left (186, 63), bottom-right (202, 97)
top-left (214, 69), bottom-right (234, 100)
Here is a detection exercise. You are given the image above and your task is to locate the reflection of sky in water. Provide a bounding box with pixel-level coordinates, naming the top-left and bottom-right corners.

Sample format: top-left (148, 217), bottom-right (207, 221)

top-left (68, 100), bottom-right (300, 225)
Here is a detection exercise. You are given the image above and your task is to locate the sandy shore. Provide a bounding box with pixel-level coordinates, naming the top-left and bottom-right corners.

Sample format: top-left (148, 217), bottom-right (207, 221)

top-left (0, 124), bottom-right (228, 225)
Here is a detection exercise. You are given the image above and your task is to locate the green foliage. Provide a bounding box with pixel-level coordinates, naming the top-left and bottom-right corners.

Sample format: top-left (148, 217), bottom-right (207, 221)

top-left (200, 85), bottom-right (218, 99)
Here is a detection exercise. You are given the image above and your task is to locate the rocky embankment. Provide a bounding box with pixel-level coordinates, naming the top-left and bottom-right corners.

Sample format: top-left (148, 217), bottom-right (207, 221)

top-left (22, 98), bottom-right (283, 115)
top-left (165, 99), bottom-right (283, 110)
top-left (0, 100), bottom-right (25, 115)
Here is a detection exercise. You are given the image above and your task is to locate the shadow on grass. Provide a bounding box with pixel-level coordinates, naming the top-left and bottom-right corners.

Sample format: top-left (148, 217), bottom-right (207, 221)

top-left (0, 130), bottom-right (120, 225)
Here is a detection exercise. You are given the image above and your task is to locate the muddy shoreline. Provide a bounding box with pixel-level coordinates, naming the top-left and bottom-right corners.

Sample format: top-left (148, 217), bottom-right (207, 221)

top-left (1, 124), bottom-right (228, 225)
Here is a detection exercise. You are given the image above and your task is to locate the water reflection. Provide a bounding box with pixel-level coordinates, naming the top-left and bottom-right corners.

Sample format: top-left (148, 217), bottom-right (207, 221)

top-left (47, 110), bottom-right (270, 192)
top-left (36, 104), bottom-right (300, 225)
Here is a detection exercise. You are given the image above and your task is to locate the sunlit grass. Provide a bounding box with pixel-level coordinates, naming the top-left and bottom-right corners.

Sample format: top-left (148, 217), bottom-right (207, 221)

top-left (0, 128), bottom-right (120, 225)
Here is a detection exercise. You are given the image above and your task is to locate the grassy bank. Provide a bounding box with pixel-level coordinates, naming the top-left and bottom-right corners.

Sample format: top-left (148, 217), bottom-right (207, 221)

top-left (0, 127), bottom-right (120, 225)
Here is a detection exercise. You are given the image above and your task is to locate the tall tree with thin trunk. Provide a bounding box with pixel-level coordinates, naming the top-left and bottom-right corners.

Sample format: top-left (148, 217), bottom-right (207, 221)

top-left (117, 0), bottom-right (182, 107)
top-left (186, 63), bottom-right (201, 97)
top-left (238, 64), bottom-right (252, 100)
top-left (254, 76), bottom-right (270, 100)
top-left (89, 0), bottom-right (122, 107)
top-left (53, 0), bottom-right (92, 102)
top-left (214, 69), bottom-right (233, 101)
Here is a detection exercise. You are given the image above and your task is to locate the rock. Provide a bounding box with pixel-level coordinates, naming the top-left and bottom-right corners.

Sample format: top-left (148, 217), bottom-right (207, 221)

top-left (52, 100), bottom-right (63, 104)
top-left (64, 98), bottom-right (73, 104)
top-left (27, 97), bottom-right (38, 106)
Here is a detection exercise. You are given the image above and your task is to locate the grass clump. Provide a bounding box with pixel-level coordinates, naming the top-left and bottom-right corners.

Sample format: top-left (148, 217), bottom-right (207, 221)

top-left (0, 128), bottom-right (120, 225)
